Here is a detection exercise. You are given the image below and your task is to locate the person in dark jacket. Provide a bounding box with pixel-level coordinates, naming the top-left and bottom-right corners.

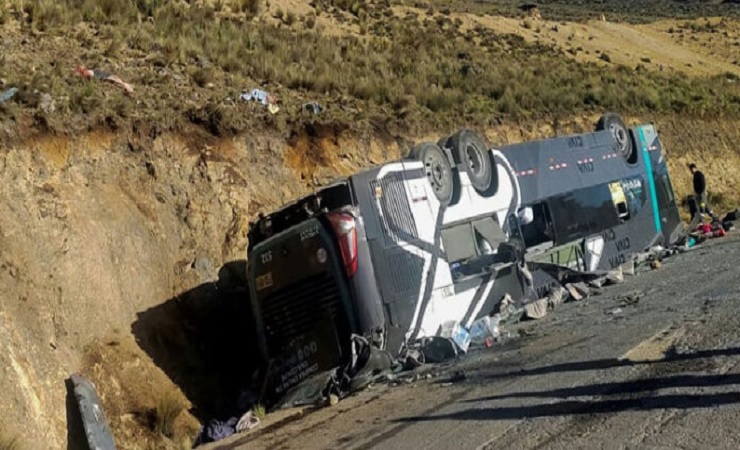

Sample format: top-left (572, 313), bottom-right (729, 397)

top-left (688, 163), bottom-right (717, 220)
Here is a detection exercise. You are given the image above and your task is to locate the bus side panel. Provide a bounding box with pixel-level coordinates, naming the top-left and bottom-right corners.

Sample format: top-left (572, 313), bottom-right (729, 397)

top-left (351, 167), bottom-right (427, 354)
top-left (501, 131), bottom-right (616, 205)
top-left (348, 218), bottom-right (386, 338)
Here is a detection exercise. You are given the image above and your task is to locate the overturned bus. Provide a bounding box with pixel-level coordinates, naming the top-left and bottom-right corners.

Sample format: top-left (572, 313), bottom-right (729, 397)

top-left (246, 113), bottom-right (681, 401)
top-left (500, 113), bottom-right (682, 297)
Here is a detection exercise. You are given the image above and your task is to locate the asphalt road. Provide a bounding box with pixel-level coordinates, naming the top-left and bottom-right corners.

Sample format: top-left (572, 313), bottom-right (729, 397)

top-left (212, 232), bottom-right (740, 450)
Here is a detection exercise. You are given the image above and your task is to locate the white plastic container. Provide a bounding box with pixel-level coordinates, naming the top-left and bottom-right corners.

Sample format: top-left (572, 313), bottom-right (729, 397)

top-left (437, 320), bottom-right (471, 353)
top-left (469, 316), bottom-right (500, 346)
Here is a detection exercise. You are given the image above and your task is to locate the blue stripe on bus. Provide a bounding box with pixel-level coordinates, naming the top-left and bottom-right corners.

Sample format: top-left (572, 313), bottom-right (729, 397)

top-left (638, 126), bottom-right (662, 234)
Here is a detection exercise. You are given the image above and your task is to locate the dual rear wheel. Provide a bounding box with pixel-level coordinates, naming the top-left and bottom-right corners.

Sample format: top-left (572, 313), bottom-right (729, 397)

top-left (410, 129), bottom-right (498, 206)
top-left (408, 112), bottom-right (634, 205)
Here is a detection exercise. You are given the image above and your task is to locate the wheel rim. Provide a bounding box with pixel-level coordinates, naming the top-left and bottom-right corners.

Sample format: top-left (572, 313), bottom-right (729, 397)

top-left (424, 155), bottom-right (446, 192)
top-left (465, 144), bottom-right (483, 176)
top-left (610, 123), bottom-right (628, 154)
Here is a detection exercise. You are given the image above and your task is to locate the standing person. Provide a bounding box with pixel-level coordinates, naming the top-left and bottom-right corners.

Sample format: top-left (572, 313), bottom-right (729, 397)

top-left (688, 163), bottom-right (717, 221)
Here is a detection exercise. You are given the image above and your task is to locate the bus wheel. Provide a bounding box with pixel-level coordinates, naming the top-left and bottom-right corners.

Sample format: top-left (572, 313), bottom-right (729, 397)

top-left (449, 129), bottom-right (496, 194)
top-left (596, 112), bottom-right (636, 164)
top-left (410, 142), bottom-right (455, 206)
top-left (437, 135), bottom-right (451, 151)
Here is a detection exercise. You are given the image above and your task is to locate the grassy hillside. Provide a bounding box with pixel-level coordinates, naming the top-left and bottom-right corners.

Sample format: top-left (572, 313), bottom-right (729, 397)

top-left (0, 0), bottom-right (739, 140)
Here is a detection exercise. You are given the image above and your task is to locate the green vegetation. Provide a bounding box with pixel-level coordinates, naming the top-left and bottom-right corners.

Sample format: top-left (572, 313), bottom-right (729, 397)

top-left (0, 0), bottom-right (739, 136)
top-left (252, 403), bottom-right (266, 419)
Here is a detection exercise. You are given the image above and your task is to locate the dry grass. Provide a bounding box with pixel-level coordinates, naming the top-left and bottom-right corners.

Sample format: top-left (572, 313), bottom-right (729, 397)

top-left (154, 391), bottom-right (184, 439)
top-left (0, 0), bottom-right (739, 137)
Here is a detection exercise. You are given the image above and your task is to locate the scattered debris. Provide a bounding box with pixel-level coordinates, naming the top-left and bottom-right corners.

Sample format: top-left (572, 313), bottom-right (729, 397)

top-left (235, 410), bottom-right (260, 432)
top-left (328, 394), bottom-right (340, 406)
top-left (470, 315), bottom-right (500, 346)
top-left (0, 87), bottom-right (18, 104)
top-left (421, 336), bottom-right (459, 363)
top-left (40, 93), bottom-right (56, 113)
top-left (302, 101), bottom-right (322, 114)
top-left (496, 293), bottom-right (525, 324)
top-left (437, 320), bottom-right (471, 353)
top-left (524, 285), bottom-right (567, 320)
top-left (346, 334), bottom-right (394, 392)
top-left (618, 291), bottom-right (644, 307)
top-left (196, 417), bottom-right (238, 445)
top-left (565, 282), bottom-right (590, 301)
top-left (524, 297), bottom-right (549, 320)
top-left (241, 88), bottom-right (280, 114)
top-left (252, 219), bottom-right (734, 427)
top-left (518, 327), bottom-right (537, 337)
top-left (397, 347), bottom-right (425, 370)
top-left (75, 66), bottom-right (134, 93)
top-left (442, 370), bottom-right (467, 386)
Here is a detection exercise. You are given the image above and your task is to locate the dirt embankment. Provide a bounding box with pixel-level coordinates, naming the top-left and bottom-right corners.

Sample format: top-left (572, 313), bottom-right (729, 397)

top-left (0, 114), bottom-right (739, 449)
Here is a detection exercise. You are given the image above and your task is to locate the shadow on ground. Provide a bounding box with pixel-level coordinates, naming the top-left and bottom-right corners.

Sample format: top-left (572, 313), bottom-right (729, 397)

top-left (481, 346), bottom-right (740, 381)
top-left (396, 391), bottom-right (740, 423)
top-left (65, 378), bottom-right (88, 450)
top-left (396, 347), bottom-right (740, 424)
top-left (131, 260), bottom-right (262, 422)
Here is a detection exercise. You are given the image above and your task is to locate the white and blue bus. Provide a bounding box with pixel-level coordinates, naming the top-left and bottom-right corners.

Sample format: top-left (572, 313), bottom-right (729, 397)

top-left (246, 113), bottom-right (682, 401)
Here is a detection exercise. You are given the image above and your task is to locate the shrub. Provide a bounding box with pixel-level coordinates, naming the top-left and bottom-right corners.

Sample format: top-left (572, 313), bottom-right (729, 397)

top-left (154, 391), bottom-right (184, 439)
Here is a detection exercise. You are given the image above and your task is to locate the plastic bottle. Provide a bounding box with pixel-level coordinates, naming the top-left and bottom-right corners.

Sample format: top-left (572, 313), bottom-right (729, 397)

top-left (469, 316), bottom-right (500, 346)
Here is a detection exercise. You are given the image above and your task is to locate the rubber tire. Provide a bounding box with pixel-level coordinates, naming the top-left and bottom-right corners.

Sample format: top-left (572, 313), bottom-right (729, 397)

top-left (595, 112), bottom-right (637, 165)
top-left (448, 129), bottom-right (497, 194)
top-left (410, 142), bottom-right (455, 206)
top-left (437, 135), bottom-right (450, 151)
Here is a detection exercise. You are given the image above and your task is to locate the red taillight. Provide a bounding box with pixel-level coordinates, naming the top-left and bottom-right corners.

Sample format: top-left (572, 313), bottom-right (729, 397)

top-left (327, 212), bottom-right (358, 278)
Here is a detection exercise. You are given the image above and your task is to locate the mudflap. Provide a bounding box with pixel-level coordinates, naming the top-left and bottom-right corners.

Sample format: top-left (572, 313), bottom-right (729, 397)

top-left (67, 374), bottom-right (117, 450)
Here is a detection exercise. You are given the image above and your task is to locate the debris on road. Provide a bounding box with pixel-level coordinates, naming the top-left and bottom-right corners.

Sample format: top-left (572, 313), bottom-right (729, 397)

top-left (441, 370), bottom-right (467, 386)
top-left (438, 320), bottom-right (471, 353)
top-left (524, 285), bottom-right (567, 320)
top-left (398, 347), bottom-right (425, 370)
top-left (565, 282), bottom-right (591, 301)
top-left (196, 417), bottom-right (238, 445)
top-left (470, 316), bottom-right (500, 346)
top-left (617, 291), bottom-right (644, 307)
top-left (0, 87), bottom-right (18, 104)
top-left (235, 410), bottom-right (260, 432)
top-left (75, 66), bottom-right (134, 93)
top-left (421, 336), bottom-right (460, 363)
